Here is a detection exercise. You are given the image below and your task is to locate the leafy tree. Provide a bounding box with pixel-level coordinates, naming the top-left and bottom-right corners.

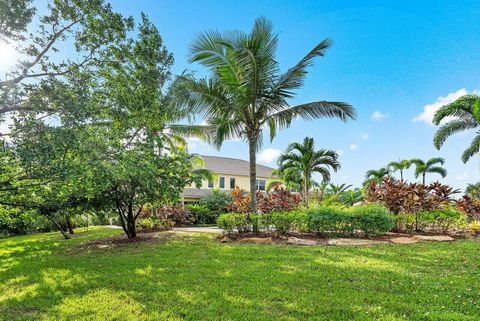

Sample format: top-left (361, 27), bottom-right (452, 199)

top-left (387, 159), bottom-right (412, 181)
top-left (364, 167), bottom-right (390, 186)
top-left (277, 137), bottom-right (340, 206)
top-left (174, 17), bottom-right (355, 215)
top-left (338, 188), bottom-right (364, 206)
top-left (0, 0), bottom-right (134, 117)
top-left (433, 95), bottom-right (480, 163)
top-left (411, 157), bottom-right (447, 185)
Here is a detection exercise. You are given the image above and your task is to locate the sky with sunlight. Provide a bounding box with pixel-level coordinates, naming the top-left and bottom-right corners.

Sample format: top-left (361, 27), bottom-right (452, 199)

top-left (24, 1), bottom-right (480, 189)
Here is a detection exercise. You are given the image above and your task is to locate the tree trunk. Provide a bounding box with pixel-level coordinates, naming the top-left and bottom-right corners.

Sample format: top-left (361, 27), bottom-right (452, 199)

top-left (422, 173), bottom-right (426, 185)
top-left (126, 204), bottom-right (137, 238)
top-left (304, 176), bottom-right (309, 207)
top-left (400, 170), bottom-right (403, 181)
top-left (65, 213), bottom-right (74, 235)
top-left (248, 136), bottom-right (259, 233)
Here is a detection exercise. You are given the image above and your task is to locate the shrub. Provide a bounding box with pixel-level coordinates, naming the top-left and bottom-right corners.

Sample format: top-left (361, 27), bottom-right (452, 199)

top-left (227, 186), bottom-right (301, 213)
top-left (307, 206), bottom-right (345, 235)
top-left (350, 204), bottom-right (393, 236)
top-left (468, 221), bottom-right (480, 234)
top-left (137, 217), bottom-right (174, 232)
top-left (417, 208), bottom-right (466, 233)
top-left (367, 178), bottom-right (458, 214)
top-left (217, 213), bottom-right (250, 234)
top-left (200, 189), bottom-right (231, 214)
top-left (456, 196), bottom-right (480, 221)
top-left (187, 204), bottom-right (217, 225)
top-left (270, 212), bottom-right (296, 235)
top-left (0, 206), bottom-right (54, 236)
top-left (157, 205), bottom-right (194, 226)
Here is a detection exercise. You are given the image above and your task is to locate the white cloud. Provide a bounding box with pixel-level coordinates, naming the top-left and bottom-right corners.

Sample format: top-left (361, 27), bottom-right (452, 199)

top-left (456, 172), bottom-right (469, 181)
top-left (413, 88), bottom-right (480, 126)
top-left (371, 111), bottom-right (387, 121)
top-left (258, 148), bottom-right (281, 164)
top-left (350, 144), bottom-right (358, 151)
top-left (362, 133), bottom-right (369, 140)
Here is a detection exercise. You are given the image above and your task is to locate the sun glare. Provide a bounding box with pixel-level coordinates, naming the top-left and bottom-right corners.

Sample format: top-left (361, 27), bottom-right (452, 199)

top-left (0, 41), bottom-right (18, 73)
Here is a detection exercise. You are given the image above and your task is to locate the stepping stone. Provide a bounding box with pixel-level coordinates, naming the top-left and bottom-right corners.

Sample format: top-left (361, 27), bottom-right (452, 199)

top-left (327, 238), bottom-right (388, 246)
top-left (413, 235), bottom-right (454, 242)
top-left (286, 237), bottom-right (317, 246)
top-left (390, 237), bottom-right (419, 244)
top-left (239, 237), bottom-right (273, 244)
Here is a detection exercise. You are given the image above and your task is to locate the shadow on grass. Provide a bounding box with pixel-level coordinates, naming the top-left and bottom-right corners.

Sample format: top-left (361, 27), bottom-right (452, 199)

top-left (0, 228), bottom-right (479, 320)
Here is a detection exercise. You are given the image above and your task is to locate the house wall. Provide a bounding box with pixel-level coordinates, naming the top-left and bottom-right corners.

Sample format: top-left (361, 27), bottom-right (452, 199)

top-left (187, 174), bottom-right (271, 192)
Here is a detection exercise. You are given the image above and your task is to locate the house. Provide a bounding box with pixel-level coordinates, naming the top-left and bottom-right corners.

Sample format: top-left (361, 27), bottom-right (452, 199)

top-left (182, 155), bottom-right (275, 202)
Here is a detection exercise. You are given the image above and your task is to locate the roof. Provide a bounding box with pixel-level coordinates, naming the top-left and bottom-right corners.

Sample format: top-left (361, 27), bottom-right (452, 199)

top-left (183, 188), bottom-right (212, 199)
top-left (200, 155), bottom-right (274, 177)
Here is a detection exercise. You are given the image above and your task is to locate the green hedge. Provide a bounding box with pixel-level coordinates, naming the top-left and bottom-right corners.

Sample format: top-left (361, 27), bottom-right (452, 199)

top-left (217, 204), bottom-right (393, 236)
top-left (394, 208), bottom-right (466, 233)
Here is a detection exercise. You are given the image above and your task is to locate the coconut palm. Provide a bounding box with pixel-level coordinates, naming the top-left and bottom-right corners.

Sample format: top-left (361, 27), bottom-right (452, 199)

top-left (364, 167), bottom-right (390, 186)
top-left (433, 94), bottom-right (480, 163)
top-left (174, 17), bottom-right (355, 213)
top-left (387, 159), bottom-right (411, 181)
top-left (465, 182), bottom-right (480, 199)
top-left (277, 137), bottom-right (340, 206)
top-left (410, 157), bottom-right (447, 185)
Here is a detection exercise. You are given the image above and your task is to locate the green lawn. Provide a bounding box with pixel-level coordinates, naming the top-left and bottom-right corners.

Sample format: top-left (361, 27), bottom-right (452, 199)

top-left (1, 227), bottom-right (479, 320)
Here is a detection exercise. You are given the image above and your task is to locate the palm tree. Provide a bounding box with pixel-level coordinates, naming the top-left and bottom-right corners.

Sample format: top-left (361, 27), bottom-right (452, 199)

top-left (433, 94), bottom-right (480, 163)
top-left (175, 17), bottom-right (355, 214)
top-left (465, 182), bottom-right (480, 199)
top-left (364, 167), bottom-right (390, 186)
top-left (277, 137), bottom-right (340, 206)
top-left (410, 157), bottom-right (447, 185)
top-left (387, 159), bottom-right (411, 181)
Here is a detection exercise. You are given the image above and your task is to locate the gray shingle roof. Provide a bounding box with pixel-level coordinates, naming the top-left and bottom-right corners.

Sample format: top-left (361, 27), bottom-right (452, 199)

top-left (183, 188), bottom-right (212, 198)
top-left (200, 155), bottom-right (274, 177)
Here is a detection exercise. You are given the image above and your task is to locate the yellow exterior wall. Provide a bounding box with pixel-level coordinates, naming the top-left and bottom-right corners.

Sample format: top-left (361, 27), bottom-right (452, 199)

top-left (186, 174), bottom-right (271, 193)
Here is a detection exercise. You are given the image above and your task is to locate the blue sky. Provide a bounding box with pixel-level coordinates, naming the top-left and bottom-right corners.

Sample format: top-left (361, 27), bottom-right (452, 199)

top-left (106, 0), bottom-right (480, 190)
top-left (29, 1), bottom-right (480, 189)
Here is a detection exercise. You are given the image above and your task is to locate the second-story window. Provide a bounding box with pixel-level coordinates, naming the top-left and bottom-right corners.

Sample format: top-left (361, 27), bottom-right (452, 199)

top-left (230, 177), bottom-right (235, 189)
top-left (219, 177), bottom-right (225, 189)
top-left (208, 180), bottom-right (213, 188)
top-left (256, 179), bottom-right (266, 191)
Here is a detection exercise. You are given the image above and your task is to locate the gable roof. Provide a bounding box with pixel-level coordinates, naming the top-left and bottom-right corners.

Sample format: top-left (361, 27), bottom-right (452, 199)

top-left (200, 155), bottom-right (274, 177)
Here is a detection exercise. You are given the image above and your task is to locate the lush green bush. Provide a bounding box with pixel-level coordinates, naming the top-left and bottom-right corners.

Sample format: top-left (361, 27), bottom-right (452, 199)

top-left (187, 203), bottom-right (218, 225)
top-left (200, 189), bottom-right (231, 213)
top-left (307, 205), bottom-right (392, 236)
top-left (307, 206), bottom-right (346, 235)
top-left (217, 213), bottom-right (250, 234)
top-left (350, 204), bottom-right (393, 236)
top-left (0, 206), bottom-right (54, 236)
top-left (416, 208), bottom-right (465, 232)
top-left (270, 212), bottom-right (296, 235)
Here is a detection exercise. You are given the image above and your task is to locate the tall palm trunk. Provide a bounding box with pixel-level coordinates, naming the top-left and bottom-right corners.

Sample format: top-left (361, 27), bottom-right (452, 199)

top-left (248, 136), bottom-right (259, 233)
top-left (422, 172), bottom-right (426, 185)
top-left (400, 170), bottom-right (403, 181)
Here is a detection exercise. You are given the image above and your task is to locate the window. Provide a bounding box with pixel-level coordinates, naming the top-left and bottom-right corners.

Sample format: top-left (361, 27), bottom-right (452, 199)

top-left (219, 177), bottom-right (225, 189)
top-left (208, 180), bottom-right (213, 188)
top-left (256, 179), bottom-right (266, 191)
top-left (230, 177), bottom-right (236, 189)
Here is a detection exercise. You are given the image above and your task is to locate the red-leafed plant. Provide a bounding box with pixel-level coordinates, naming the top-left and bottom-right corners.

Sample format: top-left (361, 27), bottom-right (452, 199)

top-left (226, 186), bottom-right (301, 213)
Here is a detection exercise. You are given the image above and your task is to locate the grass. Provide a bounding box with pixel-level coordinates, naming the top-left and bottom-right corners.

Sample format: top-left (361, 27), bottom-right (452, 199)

top-left (1, 227), bottom-right (479, 320)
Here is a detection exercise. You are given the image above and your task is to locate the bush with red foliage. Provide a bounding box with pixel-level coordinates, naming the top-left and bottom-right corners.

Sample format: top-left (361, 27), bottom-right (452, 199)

top-left (366, 177), bottom-right (459, 214)
top-left (456, 195), bottom-right (480, 221)
top-left (226, 186), bottom-right (301, 213)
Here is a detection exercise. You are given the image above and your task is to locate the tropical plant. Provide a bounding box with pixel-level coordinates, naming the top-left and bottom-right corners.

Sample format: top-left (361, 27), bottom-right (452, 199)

top-left (174, 17), bottom-right (355, 216)
top-left (411, 157), bottom-right (447, 185)
top-left (433, 94), bottom-right (480, 162)
top-left (277, 137), bottom-right (341, 206)
top-left (387, 159), bottom-right (412, 181)
top-left (364, 167), bottom-right (390, 186)
top-left (465, 182), bottom-right (480, 199)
